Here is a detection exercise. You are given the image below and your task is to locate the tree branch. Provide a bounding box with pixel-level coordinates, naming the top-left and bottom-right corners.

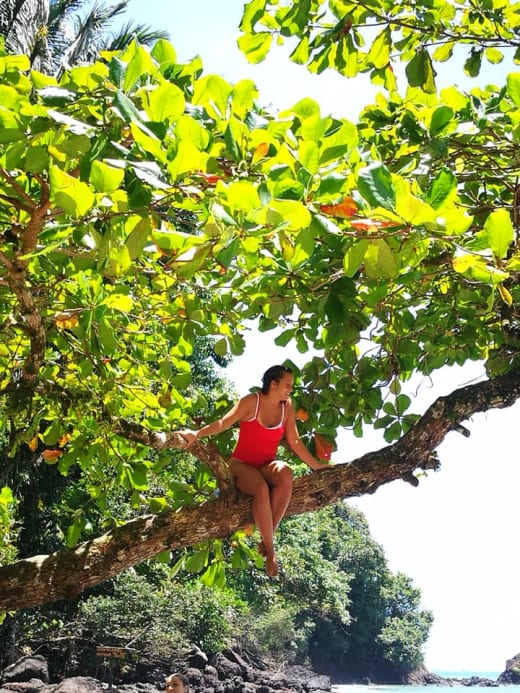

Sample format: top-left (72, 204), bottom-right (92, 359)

top-left (1, 369), bottom-right (519, 612)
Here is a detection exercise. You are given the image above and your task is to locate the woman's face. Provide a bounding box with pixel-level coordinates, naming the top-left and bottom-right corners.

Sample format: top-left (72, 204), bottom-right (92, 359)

top-left (166, 677), bottom-right (188, 693)
top-left (271, 373), bottom-right (294, 401)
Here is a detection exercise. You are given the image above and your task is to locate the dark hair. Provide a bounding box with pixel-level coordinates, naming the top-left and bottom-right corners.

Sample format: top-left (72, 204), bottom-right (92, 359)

top-left (261, 365), bottom-right (293, 394)
top-left (166, 674), bottom-right (189, 690)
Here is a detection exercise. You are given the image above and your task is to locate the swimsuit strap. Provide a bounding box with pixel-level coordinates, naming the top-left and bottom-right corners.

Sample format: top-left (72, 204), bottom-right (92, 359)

top-left (253, 392), bottom-right (260, 419)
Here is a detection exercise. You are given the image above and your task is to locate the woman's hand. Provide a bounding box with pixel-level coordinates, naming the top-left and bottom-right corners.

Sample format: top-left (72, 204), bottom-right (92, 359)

top-left (178, 429), bottom-right (198, 447)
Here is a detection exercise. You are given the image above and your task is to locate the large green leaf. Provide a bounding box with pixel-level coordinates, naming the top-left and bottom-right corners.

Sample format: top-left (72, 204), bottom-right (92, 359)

top-left (358, 163), bottom-right (396, 210)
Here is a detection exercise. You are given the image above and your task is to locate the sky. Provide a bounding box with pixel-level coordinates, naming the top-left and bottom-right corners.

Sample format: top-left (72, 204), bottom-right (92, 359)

top-left (125, 0), bottom-right (520, 674)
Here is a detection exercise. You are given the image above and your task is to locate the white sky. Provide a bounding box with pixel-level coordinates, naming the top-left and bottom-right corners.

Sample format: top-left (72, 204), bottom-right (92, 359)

top-left (127, 0), bottom-right (520, 674)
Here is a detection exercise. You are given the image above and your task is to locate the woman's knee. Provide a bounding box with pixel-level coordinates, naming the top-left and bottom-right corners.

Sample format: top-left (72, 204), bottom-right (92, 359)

top-left (266, 461), bottom-right (293, 489)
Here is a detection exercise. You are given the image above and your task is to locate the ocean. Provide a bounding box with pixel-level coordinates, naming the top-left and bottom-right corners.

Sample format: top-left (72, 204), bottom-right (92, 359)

top-left (333, 673), bottom-right (520, 693)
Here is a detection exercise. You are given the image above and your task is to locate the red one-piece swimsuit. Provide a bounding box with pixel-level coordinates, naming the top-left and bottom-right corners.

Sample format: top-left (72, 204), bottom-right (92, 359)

top-left (232, 393), bottom-right (286, 468)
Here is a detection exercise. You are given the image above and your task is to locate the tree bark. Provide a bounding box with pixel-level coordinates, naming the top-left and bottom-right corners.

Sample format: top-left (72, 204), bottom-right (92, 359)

top-left (1, 369), bottom-right (519, 612)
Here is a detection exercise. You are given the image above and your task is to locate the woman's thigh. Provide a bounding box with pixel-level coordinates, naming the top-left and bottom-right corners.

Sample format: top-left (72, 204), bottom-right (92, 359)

top-left (259, 460), bottom-right (293, 487)
top-left (229, 458), bottom-right (269, 496)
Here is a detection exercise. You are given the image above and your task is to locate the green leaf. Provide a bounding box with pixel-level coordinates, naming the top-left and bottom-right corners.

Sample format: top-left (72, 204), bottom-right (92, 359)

top-left (429, 106), bottom-right (454, 137)
top-left (98, 317), bottom-right (118, 353)
top-left (405, 49), bottom-right (436, 93)
top-left (193, 74), bottom-right (232, 120)
top-left (268, 199), bottom-right (311, 230)
top-left (432, 41), bottom-right (455, 63)
top-left (485, 47), bottom-right (503, 65)
top-left (237, 32), bottom-right (273, 64)
top-left (231, 79), bottom-right (258, 118)
top-left (170, 243), bottom-right (212, 279)
top-left (125, 217), bottom-right (151, 260)
top-left (122, 462), bottom-right (148, 490)
top-left (146, 82), bottom-right (185, 122)
top-left (201, 561), bottom-right (226, 588)
top-left (358, 163), bottom-right (396, 210)
top-left (101, 293), bottom-right (134, 312)
top-left (368, 28), bottom-right (391, 70)
top-left (425, 169), bottom-right (456, 209)
top-left (151, 39), bottom-right (177, 65)
top-left (49, 166), bottom-right (95, 218)
top-left (484, 209), bottom-right (514, 260)
top-left (90, 160), bottom-right (125, 193)
top-left (464, 49), bottom-right (482, 78)
top-left (123, 43), bottom-right (157, 92)
top-left (290, 36), bottom-right (310, 65)
top-left (364, 239), bottom-right (398, 279)
top-left (506, 73), bottom-right (520, 107)
top-left (113, 90), bottom-right (157, 139)
top-left (185, 548), bottom-right (209, 572)
top-left (66, 517), bottom-right (85, 547)
top-left (343, 239), bottom-right (369, 277)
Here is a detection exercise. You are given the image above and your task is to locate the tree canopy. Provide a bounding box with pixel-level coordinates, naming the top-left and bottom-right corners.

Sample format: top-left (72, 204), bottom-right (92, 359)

top-left (1, 0), bottom-right (520, 612)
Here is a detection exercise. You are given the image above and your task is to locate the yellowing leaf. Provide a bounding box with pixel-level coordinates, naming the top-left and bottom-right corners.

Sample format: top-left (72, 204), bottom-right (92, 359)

top-left (55, 314), bottom-right (79, 329)
top-left (498, 284), bottom-right (513, 307)
top-left (252, 142), bottom-right (270, 163)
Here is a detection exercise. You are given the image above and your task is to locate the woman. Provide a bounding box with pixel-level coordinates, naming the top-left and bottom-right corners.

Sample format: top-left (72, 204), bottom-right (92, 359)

top-left (179, 365), bottom-right (327, 577)
top-left (165, 674), bottom-right (189, 693)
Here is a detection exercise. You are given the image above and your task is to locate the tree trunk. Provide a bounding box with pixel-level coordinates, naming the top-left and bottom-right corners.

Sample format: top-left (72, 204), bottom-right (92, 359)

top-left (1, 369), bottom-right (519, 612)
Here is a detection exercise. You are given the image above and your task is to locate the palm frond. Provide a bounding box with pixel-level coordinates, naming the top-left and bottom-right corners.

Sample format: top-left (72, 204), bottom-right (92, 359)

top-left (55, 1), bottom-right (130, 75)
top-left (0, 0), bottom-right (49, 64)
top-left (109, 20), bottom-right (169, 51)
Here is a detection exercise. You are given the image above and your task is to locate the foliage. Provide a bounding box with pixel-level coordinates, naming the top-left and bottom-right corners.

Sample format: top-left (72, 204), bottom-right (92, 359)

top-left (78, 570), bottom-right (244, 656)
top-left (0, 13), bottom-right (519, 548)
top-left (11, 502), bottom-right (430, 678)
top-left (0, 0), bottom-right (169, 76)
top-left (238, 0), bottom-right (520, 89)
top-left (227, 504), bottom-right (432, 676)
top-left (377, 572), bottom-right (433, 673)
top-left (0, 8), bottom-right (518, 683)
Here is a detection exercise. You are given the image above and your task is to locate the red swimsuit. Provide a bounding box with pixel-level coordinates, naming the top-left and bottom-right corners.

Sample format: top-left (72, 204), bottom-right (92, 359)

top-left (232, 393), bottom-right (286, 468)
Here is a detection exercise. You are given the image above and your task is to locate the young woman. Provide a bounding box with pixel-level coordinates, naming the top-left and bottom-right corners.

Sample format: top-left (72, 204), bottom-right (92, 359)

top-left (179, 365), bottom-right (327, 577)
top-left (165, 674), bottom-right (189, 693)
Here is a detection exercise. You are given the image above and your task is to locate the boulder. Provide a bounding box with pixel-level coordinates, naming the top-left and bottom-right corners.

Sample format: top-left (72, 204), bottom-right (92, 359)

top-left (2, 657), bottom-right (49, 684)
top-left (498, 652), bottom-right (520, 684)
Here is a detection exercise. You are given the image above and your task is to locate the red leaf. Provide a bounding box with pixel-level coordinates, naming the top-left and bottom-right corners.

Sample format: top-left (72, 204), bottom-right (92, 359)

top-left (320, 197), bottom-right (358, 218)
top-left (314, 433), bottom-right (333, 461)
top-left (350, 219), bottom-right (398, 231)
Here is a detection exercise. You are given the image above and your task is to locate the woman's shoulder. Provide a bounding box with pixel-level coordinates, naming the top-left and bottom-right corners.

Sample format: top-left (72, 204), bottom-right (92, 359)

top-left (237, 392), bottom-right (258, 417)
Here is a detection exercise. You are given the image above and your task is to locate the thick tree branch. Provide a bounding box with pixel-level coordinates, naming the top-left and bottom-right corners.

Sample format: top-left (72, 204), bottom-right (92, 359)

top-left (112, 420), bottom-right (234, 490)
top-left (1, 369), bottom-right (519, 612)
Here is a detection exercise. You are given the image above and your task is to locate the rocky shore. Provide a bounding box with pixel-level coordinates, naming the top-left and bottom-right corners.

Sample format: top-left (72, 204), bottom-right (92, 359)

top-left (2, 648), bottom-right (520, 691)
top-left (0, 650), bottom-right (331, 693)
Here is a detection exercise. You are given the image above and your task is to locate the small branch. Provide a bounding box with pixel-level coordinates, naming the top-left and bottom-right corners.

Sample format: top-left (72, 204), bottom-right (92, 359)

top-left (0, 193), bottom-right (34, 214)
top-left (113, 419), bottom-right (234, 491)
top-left (0, 168), bottom-right (36, 209)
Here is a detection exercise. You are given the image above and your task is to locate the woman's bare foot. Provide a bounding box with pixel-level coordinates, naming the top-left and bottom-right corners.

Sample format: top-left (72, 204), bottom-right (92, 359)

top-left (258, 540), bottom-right (266, 556)
top-left (265, 552), bottom-right (279, 577)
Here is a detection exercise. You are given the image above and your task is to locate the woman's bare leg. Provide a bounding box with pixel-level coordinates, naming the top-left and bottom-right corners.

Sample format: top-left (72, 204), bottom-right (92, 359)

top-left (256, 461), bottom-right (293, 568)
top-left (229, 459), bottom-right (278, 576)
top-left (260, 460), bottom-right (293, 532)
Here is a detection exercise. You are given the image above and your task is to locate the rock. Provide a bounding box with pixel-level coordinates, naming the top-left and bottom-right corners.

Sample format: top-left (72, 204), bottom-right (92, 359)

top-left (202, 666), bottom-right (219, 686)
top-left (186, 647), bottom-right (208, 670)
top-left (0, 680), bottom-right (47, 693)
top-left (212, 655), bottom-right (242, 681)
top-left (53, 678), bottom-right (104, 693)
top-left (498, 652), bottom-right (520, 684)
top-left (2, 657), bottom-right (49, 684)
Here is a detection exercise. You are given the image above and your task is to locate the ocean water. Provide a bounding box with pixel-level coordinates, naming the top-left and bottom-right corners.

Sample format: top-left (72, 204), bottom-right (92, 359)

top-left (333, 673), bottom-right (520, 693)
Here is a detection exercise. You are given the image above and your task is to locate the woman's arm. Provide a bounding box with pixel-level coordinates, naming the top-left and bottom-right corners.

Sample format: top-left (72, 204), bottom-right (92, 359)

top-left (284, 402), bottom-right (328, 471)
top-left (178, 394), bottom-right (255, 446)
